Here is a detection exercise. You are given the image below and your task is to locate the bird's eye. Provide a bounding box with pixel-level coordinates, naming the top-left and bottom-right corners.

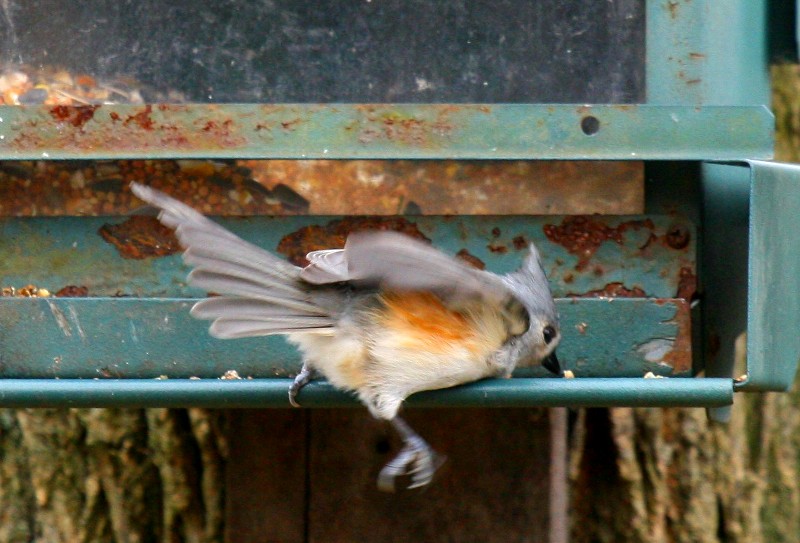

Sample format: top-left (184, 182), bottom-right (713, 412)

top-left (543, 325), bottom-right (556, 344)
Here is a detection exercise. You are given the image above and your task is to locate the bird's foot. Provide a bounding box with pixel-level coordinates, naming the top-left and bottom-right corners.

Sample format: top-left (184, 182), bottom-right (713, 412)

top-left (288, 364), bottom-right (315, 407)
top-left (377, 428), bottom-right (444, 492)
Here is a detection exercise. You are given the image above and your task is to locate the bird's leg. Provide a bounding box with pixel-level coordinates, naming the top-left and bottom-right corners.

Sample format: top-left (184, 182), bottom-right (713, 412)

top-left (377, 417), bottom-right (443, 492)
top-left (288, 363), bottom-right (316, 407)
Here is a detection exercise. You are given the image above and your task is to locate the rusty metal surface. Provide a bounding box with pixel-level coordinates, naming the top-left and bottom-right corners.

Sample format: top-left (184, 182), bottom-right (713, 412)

top-left (0, 159), bottom-right (301, 216)
top-left (0, 104), bottom-right (774, 160)
top-left (98, 216), bottom-right (181, 259)
top-left (0, 159), bottom-right (644, 217)
top-left (0, 214), bottom-right (694, 299)
top-left (241, 160), bottom-right (645, 215)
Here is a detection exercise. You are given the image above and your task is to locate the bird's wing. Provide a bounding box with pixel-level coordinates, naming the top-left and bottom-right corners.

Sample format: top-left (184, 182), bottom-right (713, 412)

top-left (301, 249), bottom-right (349, 283)
top-left (300, 230), bottom-right (513, 304)
top-left (130, 182), bottom-right (336, 337)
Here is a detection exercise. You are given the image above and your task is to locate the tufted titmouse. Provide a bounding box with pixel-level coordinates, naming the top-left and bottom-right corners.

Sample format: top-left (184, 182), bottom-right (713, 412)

top-left (130, 182), bottom-right (562, 491)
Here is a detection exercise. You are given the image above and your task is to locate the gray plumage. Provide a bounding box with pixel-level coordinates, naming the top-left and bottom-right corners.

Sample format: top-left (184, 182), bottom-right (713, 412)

top-left (131, 182), bottom-right (332, 337)
top-left (130, 181), bottom-right (562, 492)
top-left (301, 249), bottom-right (349, 283)
top-left (310, 230), bottom-right (513, 305)
top-left (131, 183), bottom-right (541, 333)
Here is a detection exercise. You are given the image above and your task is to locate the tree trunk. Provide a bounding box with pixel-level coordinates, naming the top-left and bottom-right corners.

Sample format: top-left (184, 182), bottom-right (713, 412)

top-left (569, 385), bottom-right (800, 542)
top-left (0, 408), bottom-right (227, 543)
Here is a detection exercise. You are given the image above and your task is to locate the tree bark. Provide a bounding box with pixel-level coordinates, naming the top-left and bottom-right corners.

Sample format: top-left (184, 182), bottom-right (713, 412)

top-left (0, 408), bottom-right (226, 543)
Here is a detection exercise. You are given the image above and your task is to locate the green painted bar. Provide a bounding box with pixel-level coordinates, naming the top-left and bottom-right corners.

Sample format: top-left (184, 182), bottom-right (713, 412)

top-left (0, 104), bottom-right (773, 160)
top-left (0, 297), bottom-right (692, 379)
top-left (0, 378), bottom-right (733, 408)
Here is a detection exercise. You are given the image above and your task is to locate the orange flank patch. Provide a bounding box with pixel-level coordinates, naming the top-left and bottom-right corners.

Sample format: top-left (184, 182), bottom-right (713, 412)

top-left (379, 291), bottom-right (483, 352)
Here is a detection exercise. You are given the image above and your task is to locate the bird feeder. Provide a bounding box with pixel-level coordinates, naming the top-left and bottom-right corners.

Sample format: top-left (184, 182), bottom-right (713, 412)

top-left (0, 0), bottom-right (795, 425)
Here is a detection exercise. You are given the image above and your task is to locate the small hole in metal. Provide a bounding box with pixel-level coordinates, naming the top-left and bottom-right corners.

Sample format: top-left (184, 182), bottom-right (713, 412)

top-left (580, 115), bottom-right (600, 136)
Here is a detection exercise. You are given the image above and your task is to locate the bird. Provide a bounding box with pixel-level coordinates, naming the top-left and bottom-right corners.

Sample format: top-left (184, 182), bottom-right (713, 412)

top-left (130, 182), bottom-right (562, 491)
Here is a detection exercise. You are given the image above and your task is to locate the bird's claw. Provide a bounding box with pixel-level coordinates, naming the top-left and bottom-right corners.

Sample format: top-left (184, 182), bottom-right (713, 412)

top-left (377, 437), bottom-right (443, 492)
top-left (288, 364), bottom-right (314, 407)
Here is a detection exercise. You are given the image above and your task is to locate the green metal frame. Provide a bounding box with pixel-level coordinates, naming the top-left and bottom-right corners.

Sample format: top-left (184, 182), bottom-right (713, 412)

top-left (700, 160), bottom-right (800, 420)
top-left (0, 297), bottom-right (690, 380)
top-left (0, 1), bottom-right (770, 161)
top-left (704, 161), bottom-right (800, 387)
top-left (0, 0), bottom-right (771, 163)
top-left (0, 214), bottom-right (694, 381)
top-left (0, 104), bottom-right (773, 160)
top-left (0, 379), bottom-right (733, 409)
top-left (0, 0), bottom-right (790, 409)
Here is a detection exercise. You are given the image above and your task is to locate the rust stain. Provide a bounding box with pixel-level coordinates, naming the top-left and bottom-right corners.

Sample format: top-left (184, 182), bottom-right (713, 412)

top-left (491, 227), bottom-right (501, 238)
top-left (686, 79), bottom-right (701, 85)
top-left (675, 267), bottom-right (697, 299)
top-left (13, 106), bottom-right (249, 152)
top-left (201, 119), bottom-right (234, 136)
top-left (98, 215), bottom-right (181, 259)
top-left (667, 0), bottom-right (679, 20)
top-left (55, 285), bottom-right (89, 297)
top-left (568, 282), bottom-right (647, 298)
top-left (543, 216), bottom-right (655, 270)
top-left (124, 105), bottom-right (155, 130)
top-left (277, 217), bottom-right (429, 266)
top-left (280, 118), bottom-right (303, 131)
top-left (638, 232), bottom-right (658, 251)
top-left (456, 249), bottom-right (485, 270)
top-left (49, 105), bottom-right (99, 128)
top-left (487, 243), bottom-right (508, 254)
top-left (688, 52), bottom-right (706, 60)
top-left (512, 236), bottom-right (527, 250)
top-left (661, 301), bottom-right (692, 374)
top-left (355, 105), bottom-right (456, 146)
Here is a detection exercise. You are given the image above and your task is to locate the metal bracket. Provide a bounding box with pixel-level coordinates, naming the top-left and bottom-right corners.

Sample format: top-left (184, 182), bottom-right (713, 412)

top-left (703, 160), bottom-right (800, 398)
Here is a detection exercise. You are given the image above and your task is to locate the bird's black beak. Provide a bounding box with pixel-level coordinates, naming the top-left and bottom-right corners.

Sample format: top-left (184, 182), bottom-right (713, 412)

top-left (542, 352), bottom-right (561, 375)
